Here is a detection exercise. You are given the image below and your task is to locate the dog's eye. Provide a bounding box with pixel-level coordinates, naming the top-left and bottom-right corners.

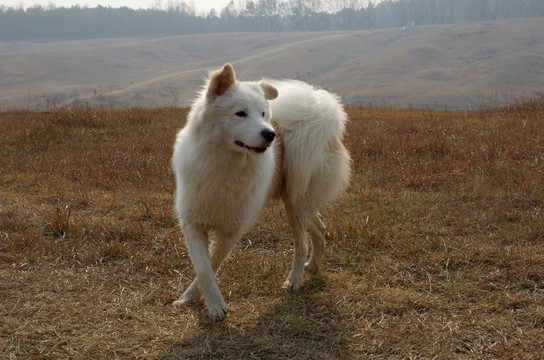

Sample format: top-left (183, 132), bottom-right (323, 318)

top-left (235, 111), bottom-right (247, 117)
top-left (262, 112), bottom-right (265, 117)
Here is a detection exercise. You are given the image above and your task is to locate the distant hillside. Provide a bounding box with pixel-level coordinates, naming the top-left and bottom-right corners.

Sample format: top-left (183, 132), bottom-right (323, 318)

top-left (1, 18), bottom-right (543, 110)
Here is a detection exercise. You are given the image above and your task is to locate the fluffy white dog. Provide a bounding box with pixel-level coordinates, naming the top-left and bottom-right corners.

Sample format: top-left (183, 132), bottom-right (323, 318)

top-left (172, 64), bottom-right (351, 320)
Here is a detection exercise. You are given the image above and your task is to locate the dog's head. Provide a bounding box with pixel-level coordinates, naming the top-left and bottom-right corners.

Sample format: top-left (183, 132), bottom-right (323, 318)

top-left (203, 63), bottom-right (278, 154)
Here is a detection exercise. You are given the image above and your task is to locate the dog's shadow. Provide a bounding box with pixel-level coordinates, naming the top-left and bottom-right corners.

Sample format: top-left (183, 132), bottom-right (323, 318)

top-left (160, 274), bottom-right (352, 359)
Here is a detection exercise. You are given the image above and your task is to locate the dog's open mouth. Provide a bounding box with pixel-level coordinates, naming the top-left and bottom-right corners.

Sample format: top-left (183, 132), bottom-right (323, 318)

top-left (235, 141), bottom-right (267, 153)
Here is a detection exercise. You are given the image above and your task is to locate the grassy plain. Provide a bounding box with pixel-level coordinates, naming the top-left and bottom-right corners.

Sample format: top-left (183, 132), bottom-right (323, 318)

top-left (1, 100), bottom-right (543, 359)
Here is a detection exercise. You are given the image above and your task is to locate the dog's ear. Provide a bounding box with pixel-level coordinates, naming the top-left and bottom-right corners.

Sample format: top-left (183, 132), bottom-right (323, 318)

top-left (206, 63), bottom-right (236, 101)
top-left (259, 81), bottom-right (278, 100)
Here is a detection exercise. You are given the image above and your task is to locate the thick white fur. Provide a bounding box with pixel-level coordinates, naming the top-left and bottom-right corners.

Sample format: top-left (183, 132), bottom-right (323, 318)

top-left (172, 64), bottom-right (351, 321)
top-left (269, 79), bottom-right (350, 204)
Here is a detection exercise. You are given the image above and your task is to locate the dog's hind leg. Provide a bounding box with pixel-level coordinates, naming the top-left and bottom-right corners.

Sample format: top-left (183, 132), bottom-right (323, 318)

top-left (305, 213), bottom-right (326, 274)
top-left (174, 278), bottom-right (201, 305)
top-left (282, 204), bottom-right (310, 291)
top-left (209, 232), bottom-right (238, 272)
top-left (174, 225), bottom-right (228, 321)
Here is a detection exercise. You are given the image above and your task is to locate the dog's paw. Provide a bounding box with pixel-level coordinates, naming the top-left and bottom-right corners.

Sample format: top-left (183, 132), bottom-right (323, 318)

top-left (172, 294), bottom-right (199, 307)
top-left (173, 281), bottom-right (202, 306)
top-left (282, 278), bottom-right (302, 292)
top-left (304, 261), bottom-right (319, 274)
top-left (207, 299), bottom-right (228, 321)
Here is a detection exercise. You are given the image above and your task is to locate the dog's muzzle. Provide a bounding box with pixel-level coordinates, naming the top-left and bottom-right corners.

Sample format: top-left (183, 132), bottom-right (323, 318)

top-left (261, 129), bottom-right (276, 143)
top-left (234, 129), bottom-right (276, 154)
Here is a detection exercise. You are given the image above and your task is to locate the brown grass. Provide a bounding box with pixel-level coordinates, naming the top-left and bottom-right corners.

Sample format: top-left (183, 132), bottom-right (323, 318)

top-left (1, 101), bottom-right (543, 359)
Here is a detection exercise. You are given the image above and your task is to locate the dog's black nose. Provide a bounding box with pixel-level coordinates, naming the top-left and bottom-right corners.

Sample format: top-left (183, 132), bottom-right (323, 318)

top-left (261, 129), bottom-right (276, 142)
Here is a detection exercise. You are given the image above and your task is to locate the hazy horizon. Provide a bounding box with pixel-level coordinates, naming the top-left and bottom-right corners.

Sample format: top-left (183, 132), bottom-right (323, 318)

top-left (1, 0), bottom-right (242, 13)
top-left (1, 0), bottom-right (381, 13)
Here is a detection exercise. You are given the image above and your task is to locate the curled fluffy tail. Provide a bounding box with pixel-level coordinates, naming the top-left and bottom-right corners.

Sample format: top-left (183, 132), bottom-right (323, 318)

top-left (270, 80), bottom-right (350, 205)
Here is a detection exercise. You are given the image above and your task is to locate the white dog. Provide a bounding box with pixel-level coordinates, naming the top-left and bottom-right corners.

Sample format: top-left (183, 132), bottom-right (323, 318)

top-left (172, 64), bottom-right (351, 320)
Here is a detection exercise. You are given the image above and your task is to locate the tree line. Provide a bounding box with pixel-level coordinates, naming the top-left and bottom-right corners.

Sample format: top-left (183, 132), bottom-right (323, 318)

top-left (1, 0), bottom-right (543, 41)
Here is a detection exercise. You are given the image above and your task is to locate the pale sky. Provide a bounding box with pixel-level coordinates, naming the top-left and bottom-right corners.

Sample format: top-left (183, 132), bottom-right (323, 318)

top-left (0, 0), bottom-right (232, 13)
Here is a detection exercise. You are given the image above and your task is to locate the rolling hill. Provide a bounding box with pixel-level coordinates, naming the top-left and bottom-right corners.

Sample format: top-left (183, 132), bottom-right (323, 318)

top-left (1, 17), bottom-right (543, 110)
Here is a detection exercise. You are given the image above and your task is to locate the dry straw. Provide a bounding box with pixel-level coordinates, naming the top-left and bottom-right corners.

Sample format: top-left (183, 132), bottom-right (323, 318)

top-left (1, 100), bottom-right (543, 358)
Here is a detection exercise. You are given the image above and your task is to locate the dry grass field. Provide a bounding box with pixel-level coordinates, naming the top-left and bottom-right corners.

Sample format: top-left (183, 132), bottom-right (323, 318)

top-left (1, 99), bottom-right (544, 359)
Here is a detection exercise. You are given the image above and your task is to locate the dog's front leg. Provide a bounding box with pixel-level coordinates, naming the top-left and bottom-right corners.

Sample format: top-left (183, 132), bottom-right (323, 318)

top-left (178, 225), bottom-right (228, 321)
